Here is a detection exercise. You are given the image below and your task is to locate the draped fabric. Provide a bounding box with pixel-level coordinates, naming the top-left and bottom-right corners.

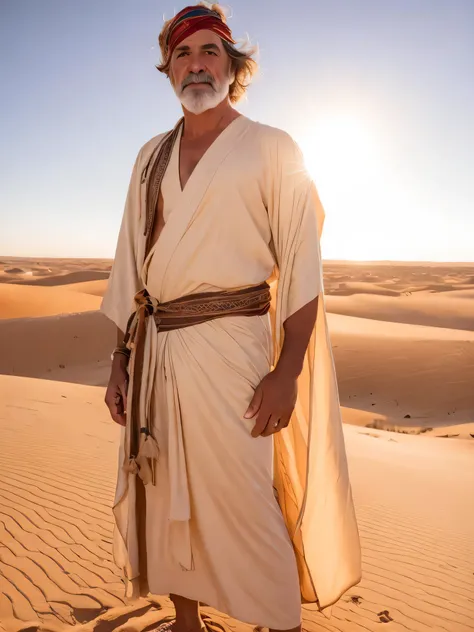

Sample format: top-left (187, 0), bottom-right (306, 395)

top-left (101, 115), bottom-right (361, 627)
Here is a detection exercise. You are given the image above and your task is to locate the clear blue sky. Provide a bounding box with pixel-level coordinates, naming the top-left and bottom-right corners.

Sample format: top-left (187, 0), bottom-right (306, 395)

top-left (1, 0), bottom-right (473, 261)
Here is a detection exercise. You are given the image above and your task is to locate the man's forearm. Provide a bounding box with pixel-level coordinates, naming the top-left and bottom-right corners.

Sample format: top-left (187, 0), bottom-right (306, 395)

top-left (274, 297), bottom-right (318, 379)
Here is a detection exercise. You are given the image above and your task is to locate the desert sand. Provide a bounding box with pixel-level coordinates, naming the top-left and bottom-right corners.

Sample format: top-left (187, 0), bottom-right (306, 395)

top-left (0, 257), bottom-right (473, 632)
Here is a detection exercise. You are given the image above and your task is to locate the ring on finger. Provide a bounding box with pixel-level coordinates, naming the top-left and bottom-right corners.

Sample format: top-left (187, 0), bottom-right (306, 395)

top-left (273, 420), bottom-right (279, 428)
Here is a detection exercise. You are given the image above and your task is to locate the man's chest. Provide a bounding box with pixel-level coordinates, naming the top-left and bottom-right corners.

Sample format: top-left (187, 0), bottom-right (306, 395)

top-left (179, 134), bottom-right (222, 190)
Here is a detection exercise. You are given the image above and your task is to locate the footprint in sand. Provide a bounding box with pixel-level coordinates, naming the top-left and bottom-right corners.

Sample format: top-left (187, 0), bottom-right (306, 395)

top-left (378, 609), bottom-right (394, 623)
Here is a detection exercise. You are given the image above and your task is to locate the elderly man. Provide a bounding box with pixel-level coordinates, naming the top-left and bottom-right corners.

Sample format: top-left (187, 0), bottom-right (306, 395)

top-left (101, 4), bottom-right (361, 632)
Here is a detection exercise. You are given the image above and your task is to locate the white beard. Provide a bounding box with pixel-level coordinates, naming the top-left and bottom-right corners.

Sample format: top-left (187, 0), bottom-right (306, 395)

top-left (174, 73), bottom-right (234, 115)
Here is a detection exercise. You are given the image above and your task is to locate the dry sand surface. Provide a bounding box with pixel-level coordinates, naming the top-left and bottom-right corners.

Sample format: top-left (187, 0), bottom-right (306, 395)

top-left (0, 257), bottom-right (473, 631)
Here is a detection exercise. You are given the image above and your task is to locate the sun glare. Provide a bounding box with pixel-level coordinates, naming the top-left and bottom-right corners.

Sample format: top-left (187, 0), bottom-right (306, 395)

top-left (299, 114), bottom-right (380, 195)
top-left (297, 114), bottom-right (400, 259)
top-left (302, 116), bottom-right (374, 169)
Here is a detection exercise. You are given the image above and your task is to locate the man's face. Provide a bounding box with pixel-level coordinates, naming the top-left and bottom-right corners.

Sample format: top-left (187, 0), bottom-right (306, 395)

top-left (169, 29), bottom-right (234, 114)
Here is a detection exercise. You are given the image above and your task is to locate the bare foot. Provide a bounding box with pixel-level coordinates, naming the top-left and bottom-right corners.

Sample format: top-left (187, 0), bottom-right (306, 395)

top-left (152, 619), bottom-right (206, 632)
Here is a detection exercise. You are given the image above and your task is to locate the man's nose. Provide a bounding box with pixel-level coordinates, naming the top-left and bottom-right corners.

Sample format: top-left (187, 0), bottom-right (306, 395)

top-left (188, 54), bottom-right (206, 74)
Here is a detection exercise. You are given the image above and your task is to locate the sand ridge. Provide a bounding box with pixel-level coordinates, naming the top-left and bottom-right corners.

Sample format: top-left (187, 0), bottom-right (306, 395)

top-left (0, 258), bottom-right (111, 286)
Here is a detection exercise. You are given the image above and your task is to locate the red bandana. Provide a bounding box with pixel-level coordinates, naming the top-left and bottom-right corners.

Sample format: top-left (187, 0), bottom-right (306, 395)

top-left (166, 6), bottom-right (235, 58)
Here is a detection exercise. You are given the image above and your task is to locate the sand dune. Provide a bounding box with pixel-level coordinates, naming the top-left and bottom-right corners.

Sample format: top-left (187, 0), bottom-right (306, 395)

top-left (327, 281), bottom-right (402, 296)
top-left (0, 376), bottom-right (473, 631)
top-left (330, 313), bottom-right (474, 427)
top-left (65, 280), bottom-right (108, 297)
top-left (325, 291), bottom-right (474, 331)
top-left (0, 258), bottom-right (112, 287)
top-left (3, 267), bottom-right (25, 275)
top-left (443, 288), bottom-right (474, 299)
top-left (0, 284), bottom-right (103, 319)
top-left (1, 258), bottom-right (473, 631)
top-left (328, 310), bottom-right (474, 340)
top-left (0, 311), bottom-right (115, 385)
top-left (323, 261), bottom-right (474, 296)
top-left (9, 270), bottom-right (111, 287)
top-left (341, 407), bottom-right (474, 439)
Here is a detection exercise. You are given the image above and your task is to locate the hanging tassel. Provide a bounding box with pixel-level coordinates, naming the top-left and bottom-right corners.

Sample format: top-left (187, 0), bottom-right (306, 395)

top-left (140, 434), bottom-right (160, 460)
top-left (135, 432), bottom-right (160, 486)
top-left (136, 456), bottom-right (153, 485)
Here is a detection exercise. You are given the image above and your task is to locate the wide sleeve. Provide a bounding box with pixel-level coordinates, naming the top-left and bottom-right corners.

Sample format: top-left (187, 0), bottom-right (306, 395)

top-left (287, 179), bottom-right (325, 318)
top-left (266, 131), bottom-right (326, 345)
top-left (100, 148), bottom-right (144, 333)
top-left (267, 130), bottom-right (362, 611)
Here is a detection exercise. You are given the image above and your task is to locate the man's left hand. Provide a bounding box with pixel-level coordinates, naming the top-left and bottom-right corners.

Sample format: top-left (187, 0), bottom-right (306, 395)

top-left (244, 370), bottom-right (297, 437)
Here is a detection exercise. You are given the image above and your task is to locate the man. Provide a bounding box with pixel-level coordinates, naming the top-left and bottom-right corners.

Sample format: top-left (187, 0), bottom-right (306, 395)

top-left (101, 4), bottom-right (361, 632)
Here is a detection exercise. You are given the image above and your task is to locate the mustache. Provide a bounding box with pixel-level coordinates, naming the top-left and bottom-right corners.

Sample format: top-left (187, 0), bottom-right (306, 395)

top-left (181, 72), bottom-right (215, 90)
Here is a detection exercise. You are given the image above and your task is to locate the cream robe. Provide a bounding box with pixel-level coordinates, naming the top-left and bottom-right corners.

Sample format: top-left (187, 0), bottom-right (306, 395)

top-left (101, 115), bottom-right (361, 628)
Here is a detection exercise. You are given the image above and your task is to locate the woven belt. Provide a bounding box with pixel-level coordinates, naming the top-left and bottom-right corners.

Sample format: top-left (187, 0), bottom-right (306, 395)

top-left (122, 282), bottom-right (271, 479)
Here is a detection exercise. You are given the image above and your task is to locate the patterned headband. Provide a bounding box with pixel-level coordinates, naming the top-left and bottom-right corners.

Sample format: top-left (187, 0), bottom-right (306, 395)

top-left (165, 5), bottom-right (235, 58)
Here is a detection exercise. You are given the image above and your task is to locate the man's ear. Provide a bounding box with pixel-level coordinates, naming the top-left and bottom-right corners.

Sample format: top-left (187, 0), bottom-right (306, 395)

top-left (228, 61), bottom-right (235, 85)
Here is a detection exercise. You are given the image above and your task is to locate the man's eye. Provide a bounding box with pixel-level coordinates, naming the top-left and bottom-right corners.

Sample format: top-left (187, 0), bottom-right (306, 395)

top-left (177, 52), bottom-right (188, 58)
top-left (205, 51), bottom-right (217, 56)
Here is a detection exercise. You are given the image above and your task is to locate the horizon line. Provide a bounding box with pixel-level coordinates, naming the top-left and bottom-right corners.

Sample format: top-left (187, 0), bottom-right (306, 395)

top-left (2, 255), bottom-right (474, 266)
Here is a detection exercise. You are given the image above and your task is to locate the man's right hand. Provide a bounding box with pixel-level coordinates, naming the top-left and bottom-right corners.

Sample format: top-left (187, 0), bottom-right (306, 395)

top-left (105, 355), bottom-right (129, 427)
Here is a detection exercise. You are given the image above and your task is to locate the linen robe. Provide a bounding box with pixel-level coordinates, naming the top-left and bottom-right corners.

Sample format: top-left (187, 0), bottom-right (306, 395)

top-left (101, 115), bottom-right (361, 628)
